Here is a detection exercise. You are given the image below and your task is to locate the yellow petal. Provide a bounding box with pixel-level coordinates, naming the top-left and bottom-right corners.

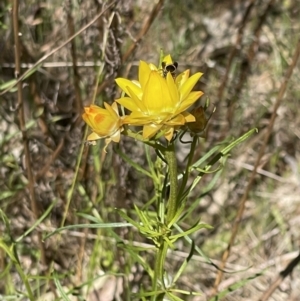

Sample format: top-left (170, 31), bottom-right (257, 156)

top-left (87, 132), bottom-right (101, 141)
top-left (123, 111), bottom-right (153, 125)
top-left (163, 54), bottom-right (173, 65)
top-left (116, 96), bottom-right (143, 112)
top-left (115, 78), bottom-right (142, 99)
top-left (148, 63), bottom-right (158, 71)
top-left (110, 129), bottom-right (121, 143)
top-left (82, 105), bottom-right (109, 130)
top-left (175, 69), bottom-right (190, 88)
top-left (164, 114), bottom-right (186, 125)
top-left (143, 71), bottom-right (172, 113)
top-left (178, 91), bottom-right (204, 112)
top-left (82, 112), bottom-right (93, 128)
top-left (166, 72), bottom-right (179, 107)
top-left (164, 126), bottom-right (174, 141)
top-left (182, 111), bottom-right (196, 123)
top-left (103, 137), bottom-right (112, 153)
top-left (180, 72), bottom-right (203, 101)
top-left (104, 102), bottom-right (119, 118)
top-left (127, 85), bottom-right (148, 112)
top-left (143, 124), bottom-right (163, 139)
top-left (139, 61), bottom-right (152, 90)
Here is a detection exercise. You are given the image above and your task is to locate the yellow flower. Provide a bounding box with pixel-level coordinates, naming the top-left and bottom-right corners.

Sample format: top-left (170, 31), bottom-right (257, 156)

top-left (115, 58), bottom-right (204, 141)
top-left (82, 102), bottom-right (123, 151)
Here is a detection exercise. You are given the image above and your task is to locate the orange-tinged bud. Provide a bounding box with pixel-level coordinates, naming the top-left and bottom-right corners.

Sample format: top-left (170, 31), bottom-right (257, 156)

top-left (82, 102), bottom-right (123, 151)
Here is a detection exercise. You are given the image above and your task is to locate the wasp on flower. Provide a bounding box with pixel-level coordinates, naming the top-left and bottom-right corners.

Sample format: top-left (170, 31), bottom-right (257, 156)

top-left (82, 54), bottom-right (205, 149)
top-left (115, 55), bottom-right (204, 141)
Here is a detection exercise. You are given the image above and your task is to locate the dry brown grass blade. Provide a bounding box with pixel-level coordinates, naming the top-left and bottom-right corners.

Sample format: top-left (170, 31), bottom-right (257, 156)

top-left (122, 0), bottom-right (164, 62)
top-left (212, 38), bottom-right (300, 295)
top-left (67, 0), bottom-right (83, 114)
top-left (35, 138), bottom-right (65, 181)
top-left (1, 0), bottom-right (117, 96)
top-left (217, 0), bottom-right (256, 102)
top-left (75, 227), bottom-right (89, 285)
top-left (258, 252), bottom-right (300, 301)
top-left (12, 0), bottom-right (46, 264)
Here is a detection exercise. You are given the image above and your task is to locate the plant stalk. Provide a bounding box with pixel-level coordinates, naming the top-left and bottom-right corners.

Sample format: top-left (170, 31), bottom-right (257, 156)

top-left (152, 142), bottom-right (178, 300)
top-left (165, 143), bottom-right (178, 224)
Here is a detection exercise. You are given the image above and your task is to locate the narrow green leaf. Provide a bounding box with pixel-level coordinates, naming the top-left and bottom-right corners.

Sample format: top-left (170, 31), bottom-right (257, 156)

top-left (44, 221), bottom-right (131, 239)
top-left (76, 212), bottom-right (103, 224)
top-left (170, 222), bottom-right (212, 241)
top-left (0, 64), bottom-right (41, 92)
top-left (134, 205), bottom-right (152, 227)
top-left (0, 79), bottom-right (17, 90)
top-left (0, 240), bottom-right (17, 263)
top-left (0, 119), bottom-right (36, 147)
top-left (208, 272), bottom-right (263, 301)
top-left (173, 223), bottom-right (215, 267)
top-left (16, 200), bottom-right (57, 242)
top-left (0, 191), bottom-right (17, 201)
top-left (186, 128), bottom-right (257, 195)
top-left (169, 288), bottom-right (202, 296)
top-left (191, 140), bottom-right (229, 169)
top-left (119, 242), bottom-right (154, 279)
top-left (54, 273), bottom-right (72, 301)
top-left (221, 128), bottom-right (257, 156)
top-left (117, 209), bottom-right (145, 229)
top-left (133, 290), bottom-right (164, 299)
top-left (166, 291), bottom-right (185, 301)
top-left (172, 240), bottom-right (195, 284)
top-left (115, 147), bottom-right (153, 178)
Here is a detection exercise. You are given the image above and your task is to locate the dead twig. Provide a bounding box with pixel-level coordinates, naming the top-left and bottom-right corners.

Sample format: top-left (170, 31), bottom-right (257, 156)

top-left (12, 0), bottom-right (46, 265)
top-left (35, 137), bottom-right (65, 180)
top-left (258, 251), bottom-right (300, 301)
top-left (122, 0), bottom-right (164, 63)
top-left (67, 0), bottom-right (83, 114)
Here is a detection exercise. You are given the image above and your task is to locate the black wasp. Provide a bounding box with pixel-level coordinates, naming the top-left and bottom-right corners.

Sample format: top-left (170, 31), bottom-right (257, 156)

top-left (161, 61), bottom-right (178, 78)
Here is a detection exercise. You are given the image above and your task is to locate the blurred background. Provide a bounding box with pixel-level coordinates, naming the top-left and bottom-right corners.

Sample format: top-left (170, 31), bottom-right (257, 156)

top-left (0, 0), bottom-right (300, 300)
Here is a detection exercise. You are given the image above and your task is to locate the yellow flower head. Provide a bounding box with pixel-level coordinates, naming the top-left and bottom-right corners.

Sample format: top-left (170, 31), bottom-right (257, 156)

top-left (115, 55), bottom-right (204, 141)
top-left (82, 102), bottom-right (123, 151)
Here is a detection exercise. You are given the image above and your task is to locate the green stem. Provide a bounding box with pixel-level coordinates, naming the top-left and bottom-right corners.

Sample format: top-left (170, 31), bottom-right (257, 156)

top-left (165, 143), bottom-right (178, 224)
top-left (152, 143), bottom-right (178, 300)
top-left (178, 136), bottom-right (198, 201)
top-left (152, 241), bottom-right (168, 299)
